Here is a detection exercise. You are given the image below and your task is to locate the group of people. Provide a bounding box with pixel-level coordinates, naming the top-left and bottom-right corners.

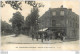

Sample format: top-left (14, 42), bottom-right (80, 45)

top-left (31, 30), bottom-right (66, 42)
top-left (55, 31), bottom-right (66, 41)
top-left (31, 32), bottom-right (49, 42)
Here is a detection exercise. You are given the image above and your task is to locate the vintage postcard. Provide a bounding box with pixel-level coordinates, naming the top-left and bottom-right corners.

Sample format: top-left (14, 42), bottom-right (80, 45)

top-left (1, 0), bottom-right (80, 51)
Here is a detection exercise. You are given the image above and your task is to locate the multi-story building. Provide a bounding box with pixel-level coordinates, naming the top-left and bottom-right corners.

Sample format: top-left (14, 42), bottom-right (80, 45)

top-left (39, 5), bottom-right (79, 40)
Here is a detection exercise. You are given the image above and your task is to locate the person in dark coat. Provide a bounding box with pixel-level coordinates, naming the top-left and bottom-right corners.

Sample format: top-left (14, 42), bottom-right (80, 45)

top-left (44, 32), bottom-right (48, 41)
top-left (36, 33), bottom-right (38, 41)
top-left (32, 33), bottom-right (34, 40)
top-left (55, 32), bottom-right (59, 39)
top-left (41, 33), bottom-right (45, 42)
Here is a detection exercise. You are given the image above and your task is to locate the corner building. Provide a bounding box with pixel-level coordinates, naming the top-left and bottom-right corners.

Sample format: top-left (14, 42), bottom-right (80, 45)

top-left (39, 6), bottom-right (79, 40)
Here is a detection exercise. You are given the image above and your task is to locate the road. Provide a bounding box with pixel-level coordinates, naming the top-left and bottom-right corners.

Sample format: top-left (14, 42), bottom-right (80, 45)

top-left (1, 34), bottom-right (79, 50)
top-left (1, 34), bottom-right (79, 44)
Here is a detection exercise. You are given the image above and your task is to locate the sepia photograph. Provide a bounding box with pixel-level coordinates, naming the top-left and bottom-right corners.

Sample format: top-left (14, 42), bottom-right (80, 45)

top-left (1, 0), bottom-right (80, 50)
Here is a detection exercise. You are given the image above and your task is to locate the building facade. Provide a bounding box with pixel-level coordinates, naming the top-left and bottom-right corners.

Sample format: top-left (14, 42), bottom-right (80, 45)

top-left (39, 6), bottom-right (79, 40)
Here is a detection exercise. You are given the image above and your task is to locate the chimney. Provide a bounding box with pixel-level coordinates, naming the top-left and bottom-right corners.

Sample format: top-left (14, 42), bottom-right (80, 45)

top-left (61, 5), bottom-right (63, 8)
top-left (69, 9), bottom-right (72, 11)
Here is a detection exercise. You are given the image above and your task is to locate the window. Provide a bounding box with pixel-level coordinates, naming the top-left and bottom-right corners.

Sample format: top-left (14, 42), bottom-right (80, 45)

top-left (52, 20), bottom-right (56, 26)
top-left (60, 11), bottom-right (64, 16)
top-left (52, 12), bottom-right (56, 16)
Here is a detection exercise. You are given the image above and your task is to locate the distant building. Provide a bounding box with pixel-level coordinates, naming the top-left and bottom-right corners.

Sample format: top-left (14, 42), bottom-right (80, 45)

top-left (39, 6), bottom-right (79, 40)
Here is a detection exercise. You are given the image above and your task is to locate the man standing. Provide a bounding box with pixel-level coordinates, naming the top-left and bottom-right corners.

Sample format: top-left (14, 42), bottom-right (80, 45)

top-left (61, 32), bottom-right (66, 41)
top-left (32, 33), bottom-right (34, 40)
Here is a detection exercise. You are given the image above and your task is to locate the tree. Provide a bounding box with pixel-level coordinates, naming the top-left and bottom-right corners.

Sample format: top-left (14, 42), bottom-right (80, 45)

top-left (25, 7), bottom-right (39, 35)
top-left (10, 12), bottom-right (24, 35)
top-left (1, 1), bottom-right (44, 36)
top-left (1, 1), bottom-right (44, 10)
top-left (1, 20), bottom-right (12, 35)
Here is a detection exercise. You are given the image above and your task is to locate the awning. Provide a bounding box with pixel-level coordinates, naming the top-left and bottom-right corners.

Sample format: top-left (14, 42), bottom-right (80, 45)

top-left (39, 28), bottom-right (48, 31)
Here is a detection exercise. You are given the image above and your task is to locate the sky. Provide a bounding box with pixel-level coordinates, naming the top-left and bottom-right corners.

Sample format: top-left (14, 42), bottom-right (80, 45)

top-left (1, 0), bottom-right (80, 24)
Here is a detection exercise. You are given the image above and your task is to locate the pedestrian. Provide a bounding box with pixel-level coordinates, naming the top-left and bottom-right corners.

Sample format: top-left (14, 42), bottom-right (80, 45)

top-left (63, 36), bottom-right (65, 42)
top-left (32, 33), bottom-right (34, 40)
top-left (62, 32), bottom-right (66, 41)
top-left (36, 33), bottom-right (38, 41)
top-left (61, 32), bottom-right (66, 41)
top-left (44, 32), bottom-right (47, 41)
top-left (47, 30), bottom-right (51, 41)
top-left (41, 33), bottom-right (44, 42)
top-left (55, 32), bottom-right (58, 39)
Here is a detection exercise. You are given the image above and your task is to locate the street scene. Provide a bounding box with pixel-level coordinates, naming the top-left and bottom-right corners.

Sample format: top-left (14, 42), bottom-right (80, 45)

top-left (1, 1), bottom-right (79, 45)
